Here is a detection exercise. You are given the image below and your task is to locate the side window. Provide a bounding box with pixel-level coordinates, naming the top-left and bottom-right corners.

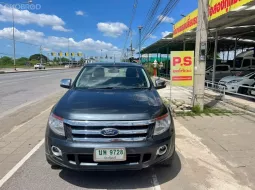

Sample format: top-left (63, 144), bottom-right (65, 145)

top-left (221, 66), bottom-right (229, 71)
top-left (242, 59), bottom-right (251, 67)
top-left (252, 59), bottom-right (255, 66)
top-left (215, 66), bottom-right (223, 71)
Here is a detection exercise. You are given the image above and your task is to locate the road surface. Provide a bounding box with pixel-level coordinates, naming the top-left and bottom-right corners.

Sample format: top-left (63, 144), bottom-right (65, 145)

top-left (0, 69), bottom-right (80, 118)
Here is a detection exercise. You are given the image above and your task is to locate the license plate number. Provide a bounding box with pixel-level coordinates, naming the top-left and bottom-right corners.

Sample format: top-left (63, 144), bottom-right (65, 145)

top-left (94, 148), bottom-right (126, 162)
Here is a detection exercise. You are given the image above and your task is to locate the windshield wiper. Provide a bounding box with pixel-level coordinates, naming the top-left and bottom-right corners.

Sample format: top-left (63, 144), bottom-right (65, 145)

top-left (128, 87), bottom-right (149, 89)
top-left (87, 87), bottom-right (123, 89)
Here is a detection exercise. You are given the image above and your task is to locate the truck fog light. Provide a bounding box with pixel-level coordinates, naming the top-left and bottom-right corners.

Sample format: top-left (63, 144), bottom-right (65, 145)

top-left (51, 146), bottom-right (62, 157)
top-left (156, 145), bottom-right (168, 156)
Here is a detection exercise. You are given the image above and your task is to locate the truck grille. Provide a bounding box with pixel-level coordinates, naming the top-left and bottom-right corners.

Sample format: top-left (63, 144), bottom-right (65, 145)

top-left (64, 120), bottom-right (155, 142)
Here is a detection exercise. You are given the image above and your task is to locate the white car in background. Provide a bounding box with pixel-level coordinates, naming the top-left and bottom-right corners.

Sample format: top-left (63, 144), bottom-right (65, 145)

top-left (34, 63), bottom-right (45, 69)
top-left (218, 71), bottom-right (255, 94)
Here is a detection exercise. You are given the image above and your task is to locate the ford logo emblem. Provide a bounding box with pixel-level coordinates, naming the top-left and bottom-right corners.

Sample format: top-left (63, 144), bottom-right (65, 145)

top-left (101, 128), bottom-right (119, 137)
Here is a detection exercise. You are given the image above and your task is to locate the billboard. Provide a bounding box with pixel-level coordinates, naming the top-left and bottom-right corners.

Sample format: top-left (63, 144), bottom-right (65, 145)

top-left (170, 51), bottom-right (194, 86)
top-left (173, 0), bottom-right (253, 38)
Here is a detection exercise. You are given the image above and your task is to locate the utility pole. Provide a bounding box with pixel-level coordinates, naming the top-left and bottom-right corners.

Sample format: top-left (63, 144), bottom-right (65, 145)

top-left (138, 26), bottom-right (143, 64)
top-left (193, 0), bottom-right (208, 111)
top-left (40, 45), bottom-right (42, 64)
top-left (68, 36), bottom-right (70, 66)
top-left (12, 7), bottom-right (16, 71)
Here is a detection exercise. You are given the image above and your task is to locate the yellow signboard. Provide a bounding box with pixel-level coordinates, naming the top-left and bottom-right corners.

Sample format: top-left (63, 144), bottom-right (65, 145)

top-left (173, 9), bottom-right (198, 38)
top-left (173, 0), bottom-right (253, 38)
top-left (170, 51), bottom-right (194, 86)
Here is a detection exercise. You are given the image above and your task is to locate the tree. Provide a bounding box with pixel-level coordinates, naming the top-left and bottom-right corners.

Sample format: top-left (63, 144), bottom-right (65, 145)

top-left (0, 56), bottom-right (13, 65)
top-left (60, 57), bottom-right (69, 62)
top-left (79, 57), bottom-right (84, 64)
top-left (16, 57), bottom-right (29, 66)
top-left (29, 54), bottom-right (47, 62)
top-left (53, 57), bottom-right (57, 63)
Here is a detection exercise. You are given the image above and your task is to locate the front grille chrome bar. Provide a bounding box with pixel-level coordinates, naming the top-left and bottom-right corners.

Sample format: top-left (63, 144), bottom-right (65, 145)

top-left (72, 129), bottom-right (148, 135)
top-left (64, 119), bottom-right (155, 127)
top-left (72, 137), bottom-right (147, 142)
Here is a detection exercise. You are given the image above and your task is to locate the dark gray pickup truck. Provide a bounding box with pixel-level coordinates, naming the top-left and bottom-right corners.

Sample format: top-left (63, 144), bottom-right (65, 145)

top-left (45, 62), bottom-right (175, 171)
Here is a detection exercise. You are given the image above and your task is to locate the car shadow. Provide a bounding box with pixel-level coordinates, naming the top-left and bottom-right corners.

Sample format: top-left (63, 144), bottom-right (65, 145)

top-left (59, 152), bottom-right (181, 189)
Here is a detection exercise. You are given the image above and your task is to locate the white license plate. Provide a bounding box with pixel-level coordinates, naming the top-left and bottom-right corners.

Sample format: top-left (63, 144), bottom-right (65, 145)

top-left (94, 148), bottom-right (126, 162)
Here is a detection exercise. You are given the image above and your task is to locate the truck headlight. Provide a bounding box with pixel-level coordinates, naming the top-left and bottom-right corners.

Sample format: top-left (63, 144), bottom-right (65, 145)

top-left (153, 114), bottom-right (171, 136)
top-left (48, 113), bottom-right (65, 136)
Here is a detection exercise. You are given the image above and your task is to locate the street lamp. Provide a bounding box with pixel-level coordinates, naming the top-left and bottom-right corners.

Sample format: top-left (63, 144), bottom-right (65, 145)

top-left (0, 0), bottom-right (33, 70)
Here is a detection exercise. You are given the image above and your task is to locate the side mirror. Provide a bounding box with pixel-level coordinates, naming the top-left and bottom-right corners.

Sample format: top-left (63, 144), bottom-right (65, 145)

top-left (155, 79), bottom-right (166, 89)
top-left (60, 79), bottom-right (72, 89)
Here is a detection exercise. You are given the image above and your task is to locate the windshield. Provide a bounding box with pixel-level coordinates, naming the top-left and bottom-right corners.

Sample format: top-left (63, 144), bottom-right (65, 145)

top-left (75, 66), bottom-right (150, 89)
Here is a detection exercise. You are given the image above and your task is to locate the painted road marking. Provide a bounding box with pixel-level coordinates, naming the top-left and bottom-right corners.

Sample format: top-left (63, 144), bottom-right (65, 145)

top-left (0, 138), bottom-right (45, 188)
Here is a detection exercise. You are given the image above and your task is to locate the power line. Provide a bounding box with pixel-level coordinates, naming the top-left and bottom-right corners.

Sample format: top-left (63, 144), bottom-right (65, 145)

top-left (121, 0), bottom-right (138, 60)
top-left (141, 0), bottom-right (180, 45)
top-left (138, 0), bottom-right (180, 47)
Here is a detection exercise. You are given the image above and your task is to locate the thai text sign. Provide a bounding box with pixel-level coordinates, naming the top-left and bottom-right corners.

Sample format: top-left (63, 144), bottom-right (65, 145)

top-left (171, 51), bottom-right (194, 86)
top-left (173, 0), bottom-right (253, 38)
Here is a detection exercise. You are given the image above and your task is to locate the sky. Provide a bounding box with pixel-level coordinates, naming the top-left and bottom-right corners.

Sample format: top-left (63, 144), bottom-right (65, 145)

top-left (0, 0), bottom-right (198, 60)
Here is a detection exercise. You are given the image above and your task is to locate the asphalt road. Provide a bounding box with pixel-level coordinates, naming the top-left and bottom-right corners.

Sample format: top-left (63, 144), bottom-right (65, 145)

top-left (0, 69), bottom-right (80, 118)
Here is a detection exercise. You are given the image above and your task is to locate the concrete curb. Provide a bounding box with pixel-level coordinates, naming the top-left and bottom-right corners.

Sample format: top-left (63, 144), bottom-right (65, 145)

top-left (204, 92), bottom-right (255, 113)
top-left (0, 68), bottom-right (69, 74)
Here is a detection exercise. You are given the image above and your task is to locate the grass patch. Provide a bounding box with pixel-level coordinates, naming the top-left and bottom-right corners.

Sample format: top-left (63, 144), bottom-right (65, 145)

top-left (175, 105), bottom-right (238, 117)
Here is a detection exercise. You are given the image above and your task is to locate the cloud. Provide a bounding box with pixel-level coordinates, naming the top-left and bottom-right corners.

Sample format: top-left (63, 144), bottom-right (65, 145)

top-left (52, 26), bottom-right (72, 32)
top-left (148, 34), bottom-right (157, 39)
top-left (97, 22), bottom-right (128, 37)
top-left (161, 31), bottom-right (171, 37)
top-left (0, 27), bottom-right (120, 53)
top-left (42, 47), bottom-right (51, 52)
top-left (75, 10), bottom-right (85, 16)
top-left (158, 15), bottom-right (174, 23)
top-left (0, 5), bottom-right (71, 32)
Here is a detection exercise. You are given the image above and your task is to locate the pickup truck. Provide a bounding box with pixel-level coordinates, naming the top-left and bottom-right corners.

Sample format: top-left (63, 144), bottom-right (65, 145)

top-left (34, 63), bottom-right (45, 69)
top-left (206, 57), bottom-right (255, 82)
top-left (45, 62), bottom-right (176, 171)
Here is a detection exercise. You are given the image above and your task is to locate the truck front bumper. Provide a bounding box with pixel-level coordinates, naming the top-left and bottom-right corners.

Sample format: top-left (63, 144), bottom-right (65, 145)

top-left (45, 133), bottom-right (175, 171)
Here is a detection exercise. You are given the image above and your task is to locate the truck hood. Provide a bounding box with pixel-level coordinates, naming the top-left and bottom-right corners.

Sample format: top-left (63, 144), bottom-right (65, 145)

top-left (53, 89), bottom-right (166, 121)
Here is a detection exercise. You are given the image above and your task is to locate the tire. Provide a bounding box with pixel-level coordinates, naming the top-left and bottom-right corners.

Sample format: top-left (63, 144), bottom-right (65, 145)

top-left (159, 150), bottom-right (176, 167)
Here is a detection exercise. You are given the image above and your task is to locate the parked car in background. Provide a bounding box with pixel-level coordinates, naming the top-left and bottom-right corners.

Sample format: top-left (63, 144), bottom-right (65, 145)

top-left (247, 82), bottom-right (255, 97)
top-left (218, 71), bottom-right (255, 94)
top-left (205, 64), bottom-right (232, 82)
top-left (234, 57), bottom-right (255, 70)
top-left (34, 63), bottom-right (45, 69)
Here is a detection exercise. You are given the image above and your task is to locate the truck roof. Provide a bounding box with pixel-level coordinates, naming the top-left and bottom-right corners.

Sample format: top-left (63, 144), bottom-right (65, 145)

top-left (85, 62), bottom-right (143, 67)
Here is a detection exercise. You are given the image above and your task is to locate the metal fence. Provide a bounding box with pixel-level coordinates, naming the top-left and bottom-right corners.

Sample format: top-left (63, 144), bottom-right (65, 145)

top-left (205, 80), bottom-right (255, 100)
